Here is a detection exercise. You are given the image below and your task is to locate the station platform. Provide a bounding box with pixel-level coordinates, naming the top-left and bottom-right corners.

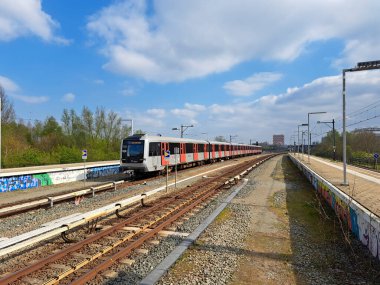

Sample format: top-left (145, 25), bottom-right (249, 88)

top-left (0, 160), bottom-right (119, 177)
top-left (291, 154), bottom-right (380, 217)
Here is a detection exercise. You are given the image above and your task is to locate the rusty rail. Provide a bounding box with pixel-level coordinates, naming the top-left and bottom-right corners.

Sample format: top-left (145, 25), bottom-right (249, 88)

top-left (0, 155), bottom-right (275, 285)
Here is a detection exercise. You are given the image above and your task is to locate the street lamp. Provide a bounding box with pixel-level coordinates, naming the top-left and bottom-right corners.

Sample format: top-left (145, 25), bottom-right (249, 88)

top-left (229, 135), bottom-right (238, 143)
top-left (172, 124), bottom-right (194, 138)
top-left (317, 119), bottom-right (336, 161)
top-left (298, 123), bottom-right (308, 157)
top-left (342, 60), bottom-right (380, 185)
top-left (308, 112), bottom-right (326, 163)
top-left (301, 130), bottom-right (308, 160)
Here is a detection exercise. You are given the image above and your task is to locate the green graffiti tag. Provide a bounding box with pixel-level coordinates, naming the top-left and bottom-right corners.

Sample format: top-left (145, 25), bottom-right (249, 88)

top-left (33, 173), bottom-right (53, 186)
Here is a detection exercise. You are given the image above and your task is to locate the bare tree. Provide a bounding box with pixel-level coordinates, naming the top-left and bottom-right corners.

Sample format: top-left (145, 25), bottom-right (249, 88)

top-left (81, 106), bottom-right (94, 140)
top-left (0, 85), bottom-right (16, 124)
top-left (94, 107), bottom-right (106, 139)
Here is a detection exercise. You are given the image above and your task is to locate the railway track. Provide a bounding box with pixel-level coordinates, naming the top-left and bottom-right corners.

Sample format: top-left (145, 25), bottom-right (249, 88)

top-left (0, 173), bottom-right (168, 219)
top-left (0, 155), bottom-right (274, 285)
top-left (0, 157), bottom-right (227, 219)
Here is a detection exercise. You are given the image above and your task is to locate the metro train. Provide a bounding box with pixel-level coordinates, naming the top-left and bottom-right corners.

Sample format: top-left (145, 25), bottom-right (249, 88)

top-left (120, 134), bottom-right (262, 174)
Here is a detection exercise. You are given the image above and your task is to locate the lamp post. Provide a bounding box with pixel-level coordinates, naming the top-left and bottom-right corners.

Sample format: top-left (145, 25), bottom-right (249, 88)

top-left (342, 60), bottom-right (380, 185)
top-left (308, 112), bottom-right (326, 163)
top-left (298, 123), bottom-right (308, 157)
top-left (229, 135), bottom-right (238, 143)
top-left (172, 124), bottom-right (194, 138)
top-left (122, 119), bottom-right (133, 136)
top-left (301, 130), bottom-right (307, 160)
top-left (317, 119), bottom-right (336, 161)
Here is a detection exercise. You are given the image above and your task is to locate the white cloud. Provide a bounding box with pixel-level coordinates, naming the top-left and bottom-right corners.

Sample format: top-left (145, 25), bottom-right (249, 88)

top-left (87, 0), bottom-right (380, 83)
top-left (62, 92), bottom-right (75, 103)
top-left (0, 75), bottom-right (49, 104)
top-left (184, 103), bottom-right (206, 112)
top-left (120, 87), bottom-right (135, 96)
top-left (129, 71), bottom-right (380, 142)
top-left (171, 102), bottom-right (207, 119)
top-left (0, 0), bottom-right (68, 43)
top-left (11, 94), bottom-right (49, 104)
top-left (0, 75), bottom-right (20, 92)
top-left (94, 79), bottom-right (104, 85)
top-left (171, 108), bottom-right (197, 118)
top-left (223, 72), bottom-right (282, 96)
top-left (147, 108), bottom-right (166, 118)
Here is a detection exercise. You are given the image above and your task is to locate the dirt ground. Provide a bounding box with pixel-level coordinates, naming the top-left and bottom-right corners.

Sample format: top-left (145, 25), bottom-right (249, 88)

top-left (230, 155), bottom-right (380, 285)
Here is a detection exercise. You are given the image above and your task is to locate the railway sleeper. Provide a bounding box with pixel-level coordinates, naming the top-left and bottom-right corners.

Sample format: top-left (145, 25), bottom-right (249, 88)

top-left (119, 258), bottom-right (135, 266)
top-left (22, 276), bottom-right (42, 285)
top-left (102, 270), bottom-right (119, 279)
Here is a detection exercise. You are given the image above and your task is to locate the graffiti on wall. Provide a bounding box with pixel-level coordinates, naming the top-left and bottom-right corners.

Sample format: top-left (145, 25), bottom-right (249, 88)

top-left (290, 156), bottom-right (380, 261)
top-left (0, 175), bottom-right (39, 192)
top-left (49, 170), bottom-right (85, 185)
top-left (0, 164), bottom-right (120, 193)
top-left (33, 174), bottom-right (53, 186)
top-left (86, 166), bottom-right (120, 179)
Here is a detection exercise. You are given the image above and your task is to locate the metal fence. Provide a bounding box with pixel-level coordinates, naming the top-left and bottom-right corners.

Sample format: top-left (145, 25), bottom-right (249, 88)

top-left (348, 157), bottom-right (379, 171)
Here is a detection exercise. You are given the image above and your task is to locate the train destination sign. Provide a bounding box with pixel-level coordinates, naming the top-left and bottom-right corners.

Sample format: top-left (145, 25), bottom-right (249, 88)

top-left (164, 150), bottom-right (170, 159)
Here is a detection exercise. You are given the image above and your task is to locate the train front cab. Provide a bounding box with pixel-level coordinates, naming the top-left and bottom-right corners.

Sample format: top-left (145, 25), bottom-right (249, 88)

top-left (120, 136), bottom-right (147, 172)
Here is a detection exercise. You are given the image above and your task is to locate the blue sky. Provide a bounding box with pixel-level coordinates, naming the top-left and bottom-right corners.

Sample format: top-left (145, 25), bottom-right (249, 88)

top-left (0, 0), bottom-right (379, 144)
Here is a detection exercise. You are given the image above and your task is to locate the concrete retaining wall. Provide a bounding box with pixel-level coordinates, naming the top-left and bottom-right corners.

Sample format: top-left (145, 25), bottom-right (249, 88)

top-left (0, 165), bottom-right (120, 192)
top-left (289, 155), bottom-right (380, 261)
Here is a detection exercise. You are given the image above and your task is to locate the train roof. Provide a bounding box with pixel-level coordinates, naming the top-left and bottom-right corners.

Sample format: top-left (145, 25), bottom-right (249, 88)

top-left (124, 134), bottom-right (261, 147)
top-left (125, 134), bottom-right (206, 144)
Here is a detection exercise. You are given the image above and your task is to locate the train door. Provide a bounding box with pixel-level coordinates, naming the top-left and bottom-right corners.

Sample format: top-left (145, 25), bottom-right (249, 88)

top-left (193, 144), bottom-right (198, 160)
top-left (180, 143), bottom-right (186, 163)
top-left (204, 144), bottom-right (208, 159)
top-left (218, 145), bottom-right (222, 158)
top-left (211, 144), bottom-right (216, 159)
top-left (161, 142), bottom-right (169, 166)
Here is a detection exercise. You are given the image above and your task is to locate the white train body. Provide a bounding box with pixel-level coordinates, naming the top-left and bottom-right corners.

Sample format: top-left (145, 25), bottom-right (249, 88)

top-left (120, 134), bottom-right (262, 173)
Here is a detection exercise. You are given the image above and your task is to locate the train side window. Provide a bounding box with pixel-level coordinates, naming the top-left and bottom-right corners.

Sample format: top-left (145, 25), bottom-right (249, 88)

top-left (169, 143), bottom-right (180, 154)
top-left (149, 142), bottom-right (160, 156)
top-left (186, 143), bottom-right (193, 153)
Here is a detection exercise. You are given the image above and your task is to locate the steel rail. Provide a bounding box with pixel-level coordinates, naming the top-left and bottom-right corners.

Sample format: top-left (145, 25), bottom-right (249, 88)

top-left (0, 155), bottom-right (274, 285)
top-left (0, 186), bottom-right (203, 284)
top-left (71, 156), bottom-right (274, 284)
top-left (71, 178), bottom-right (221, 284)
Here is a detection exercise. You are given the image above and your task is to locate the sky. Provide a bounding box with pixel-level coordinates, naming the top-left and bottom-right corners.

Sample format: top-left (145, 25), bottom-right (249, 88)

top-left (0, 0), bottom-right (379, 144)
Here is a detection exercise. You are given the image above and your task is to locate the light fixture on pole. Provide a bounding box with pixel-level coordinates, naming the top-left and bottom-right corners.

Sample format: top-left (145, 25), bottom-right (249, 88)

top-left (298, 123), bottom-right (308, 157)
top-left (317, 119), bottom-right (336, 161)
top-left (229, 135), bottom-right (238, 143)
top-left (308, 111), bottom-right (326, 163)
top-left (342, 60), bottom-right (380, 185)
top-left (172, 124), bottom-right (194, 138)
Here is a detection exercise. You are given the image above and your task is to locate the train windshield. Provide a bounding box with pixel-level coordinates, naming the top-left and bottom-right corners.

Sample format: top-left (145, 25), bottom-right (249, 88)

top-left (122, 140), bottom-right (144, 159)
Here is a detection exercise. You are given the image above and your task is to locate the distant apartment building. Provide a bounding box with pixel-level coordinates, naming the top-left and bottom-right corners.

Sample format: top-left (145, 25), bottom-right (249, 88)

top-left (273, 134), bottom-right (285, 146)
